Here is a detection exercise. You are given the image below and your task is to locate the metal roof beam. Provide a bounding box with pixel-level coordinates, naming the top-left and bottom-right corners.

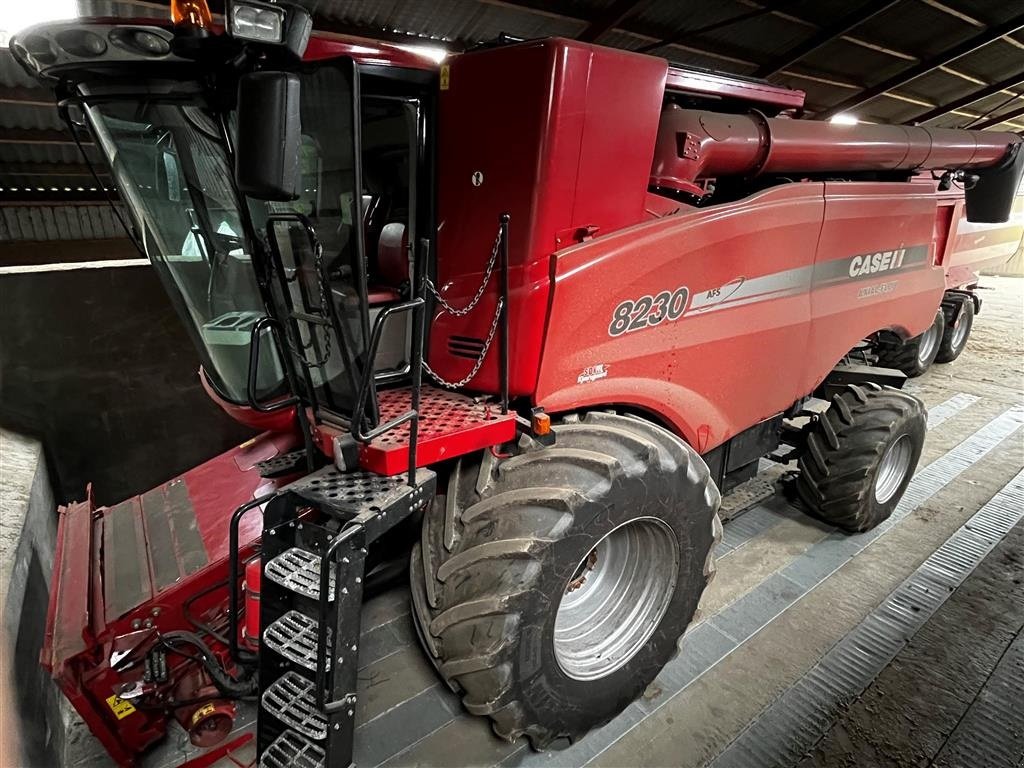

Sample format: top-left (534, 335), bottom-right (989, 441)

top-left (820, 11), bottom-right (1024, 119)
top-left (577, 0), bottom-right (650, 43)
top-left (2, 162), bottom-right (107, 177)
top-left (635, 4), bottom-right (786, 54)
top-left (972, 103), bottom-right (1024, 130)
top-left (906, 71), bottom-right (1024, 124)
top-left (0, 128), bottom-right (87, 145)
top-left (0, 86), bottom-right (55, 107)
top-left (754, 0), bottom-right (901, 78)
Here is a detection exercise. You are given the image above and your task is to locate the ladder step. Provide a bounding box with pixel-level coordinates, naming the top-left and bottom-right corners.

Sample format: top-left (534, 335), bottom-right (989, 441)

top-left (260, 728), bottom-right (325, 768)
top-left (264, 548), bottom-right (335, 601)
top-left (264, 610), bottom-right (331, 672)
top-left (261, 670), bottom-right (328, 740)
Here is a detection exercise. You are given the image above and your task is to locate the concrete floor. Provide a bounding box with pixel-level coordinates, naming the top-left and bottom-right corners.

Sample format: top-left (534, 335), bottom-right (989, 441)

top-left (24, 276), bottom-right (1024, 768)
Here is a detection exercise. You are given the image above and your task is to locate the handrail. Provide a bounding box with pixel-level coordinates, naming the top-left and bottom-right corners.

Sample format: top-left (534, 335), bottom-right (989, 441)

top-left (350, 299), bottom-right (425, 456)
top-left (497, 213), bottom-right (510, 414)
top-left (314, 519), bottom-right (368, 711)
top-left (246, 316), bottom-right (300, 413)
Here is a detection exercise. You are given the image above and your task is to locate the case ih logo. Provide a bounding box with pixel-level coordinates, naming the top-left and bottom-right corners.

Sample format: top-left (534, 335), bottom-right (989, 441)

top-left (848, 248), bottom-right (908, 277)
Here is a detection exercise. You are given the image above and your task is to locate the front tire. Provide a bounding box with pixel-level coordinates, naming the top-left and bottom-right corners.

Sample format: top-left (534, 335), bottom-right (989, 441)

top-left (410, 412), bottom-right (721, 748)
top-left (874, 309), bottom-right (944, 377)
top-left (797, 384), bottom-right (926, 533)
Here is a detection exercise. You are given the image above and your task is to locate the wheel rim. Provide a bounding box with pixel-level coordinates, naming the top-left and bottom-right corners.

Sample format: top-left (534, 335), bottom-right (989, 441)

top-left (917, 319), bottom-right (940, 365)
top-left (951, 311), bottom-right (969, 350)
top-left (875, 434), bottom-right (912, 504)
top-left (553, 517), bottom-right (679, 681)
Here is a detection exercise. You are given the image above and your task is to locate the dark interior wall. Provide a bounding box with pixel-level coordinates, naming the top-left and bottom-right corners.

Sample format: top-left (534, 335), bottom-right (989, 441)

top-left (0, 238), bottom-right (140, 266)
top-left (0, 259), bottom-right (255, 506)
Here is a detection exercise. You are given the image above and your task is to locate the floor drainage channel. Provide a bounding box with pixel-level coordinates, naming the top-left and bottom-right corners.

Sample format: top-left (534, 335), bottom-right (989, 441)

top-left (710, 467), bottom-right (1024, 768)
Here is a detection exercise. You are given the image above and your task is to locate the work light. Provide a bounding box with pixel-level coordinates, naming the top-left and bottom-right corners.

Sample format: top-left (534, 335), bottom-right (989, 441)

top-left (227, 0), bottom-right (311, 57)
top-left (229, 1), bottom-right (284, 43)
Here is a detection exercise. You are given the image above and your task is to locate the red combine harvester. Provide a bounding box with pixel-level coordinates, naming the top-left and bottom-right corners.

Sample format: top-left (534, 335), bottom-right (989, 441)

top-left (12, 1), bottom-right (1024, 765)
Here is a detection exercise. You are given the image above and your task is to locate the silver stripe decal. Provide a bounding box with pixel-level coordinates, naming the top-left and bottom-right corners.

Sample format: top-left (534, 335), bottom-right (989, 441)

top-left (689, 266), bottom-right (813, 313)
top-left (686, 244), bottom-right (930, 318)
top-left (711, 467), bottom-right (1024, 768)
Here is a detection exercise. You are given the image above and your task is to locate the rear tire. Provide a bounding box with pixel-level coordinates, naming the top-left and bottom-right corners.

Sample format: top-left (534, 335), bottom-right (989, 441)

top-left (935, 297), bottom-right (974, 363)
top-left (410, 412), bottom-right (721, 748)
top-left (874, 309), bottom-right (944, 377)
top-left (797, 383), bottom-right (926, 533)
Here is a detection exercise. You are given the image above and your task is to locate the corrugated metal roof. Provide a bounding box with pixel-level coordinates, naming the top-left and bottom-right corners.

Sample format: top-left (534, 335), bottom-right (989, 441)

top-left (1, 0), bottom-right (1022, 209)
top-left (0, 203), bottom-right (126, 241)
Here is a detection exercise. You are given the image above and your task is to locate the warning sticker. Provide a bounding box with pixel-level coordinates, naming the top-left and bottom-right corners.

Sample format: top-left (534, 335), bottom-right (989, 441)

top-left (440, 64), bottom-right (450, 91)
top-left (105, 694), bottom-right (136, 720)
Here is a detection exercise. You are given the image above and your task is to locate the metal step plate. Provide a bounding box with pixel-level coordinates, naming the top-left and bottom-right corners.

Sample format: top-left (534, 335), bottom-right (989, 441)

top-left (261, 670), bottom-right (328, 741)
top-left (263, 610), bottom-right (330, 672)
top-left (264, 548), bottom-right (335, 601)
top-left (260, 728), bottom-right (325, 768)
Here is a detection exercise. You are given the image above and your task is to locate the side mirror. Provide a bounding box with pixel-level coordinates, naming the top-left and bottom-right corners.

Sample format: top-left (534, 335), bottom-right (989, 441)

top-left (235, 71), bottom-right (301, 200)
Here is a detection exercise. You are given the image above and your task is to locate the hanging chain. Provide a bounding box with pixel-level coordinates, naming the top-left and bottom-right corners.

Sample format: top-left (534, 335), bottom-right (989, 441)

top-left (422, 298), bottom-right (504, 389)
top-left (423, 225), bottom-right (502, 316)
top-left (419, 220), bottom-right (506, 388)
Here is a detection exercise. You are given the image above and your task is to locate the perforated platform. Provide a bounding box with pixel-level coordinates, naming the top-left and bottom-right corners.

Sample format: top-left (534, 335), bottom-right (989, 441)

top-left (359, 387), bottom-right (517, 476)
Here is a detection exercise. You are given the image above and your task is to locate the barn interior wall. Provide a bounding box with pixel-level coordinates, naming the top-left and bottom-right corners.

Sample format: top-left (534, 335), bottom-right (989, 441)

top-left (0, 260), bottom-right (255, 506)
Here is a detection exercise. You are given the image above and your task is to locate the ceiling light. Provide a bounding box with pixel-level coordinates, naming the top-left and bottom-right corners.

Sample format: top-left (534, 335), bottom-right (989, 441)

top-left (830, 113), bottom-right (859, 125)
top-left (0, 0), bottom-right (76, 47)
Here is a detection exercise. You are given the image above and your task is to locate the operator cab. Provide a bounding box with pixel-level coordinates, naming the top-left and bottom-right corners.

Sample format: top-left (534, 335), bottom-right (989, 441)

top-left (11, 11), bottom-right (437, 440)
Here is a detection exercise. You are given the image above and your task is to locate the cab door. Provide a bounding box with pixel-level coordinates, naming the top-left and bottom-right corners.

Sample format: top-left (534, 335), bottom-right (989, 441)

top-left (247, 59), bottom-right (371, 422)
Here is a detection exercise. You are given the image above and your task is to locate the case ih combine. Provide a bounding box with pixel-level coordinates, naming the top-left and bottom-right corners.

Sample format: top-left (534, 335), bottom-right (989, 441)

top-left (11, 0), bottom-right (1024, 765)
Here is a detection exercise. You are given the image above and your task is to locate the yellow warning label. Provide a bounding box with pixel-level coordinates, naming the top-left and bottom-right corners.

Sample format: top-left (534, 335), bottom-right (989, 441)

top-left (105, 694), bottom-right (136, 720)
top-left (440, 64), bottom-right (450, 91)
top-left (191, 702), bottom-right (216, 727)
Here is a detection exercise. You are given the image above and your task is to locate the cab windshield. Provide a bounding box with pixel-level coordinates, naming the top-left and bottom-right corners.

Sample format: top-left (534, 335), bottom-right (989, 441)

top-left (87, 98), bottom-right (282, 403)
top-left (84, 66), bottom-right (367, 412)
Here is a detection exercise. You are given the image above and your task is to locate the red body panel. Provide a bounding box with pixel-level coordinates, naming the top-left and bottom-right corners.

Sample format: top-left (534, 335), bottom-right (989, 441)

top-left (535, 181), bottom-right (947, 451)
top-left (803, 183), bottom-right (945, 393)
top-left (429, 39), bottom-right (667, 396)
